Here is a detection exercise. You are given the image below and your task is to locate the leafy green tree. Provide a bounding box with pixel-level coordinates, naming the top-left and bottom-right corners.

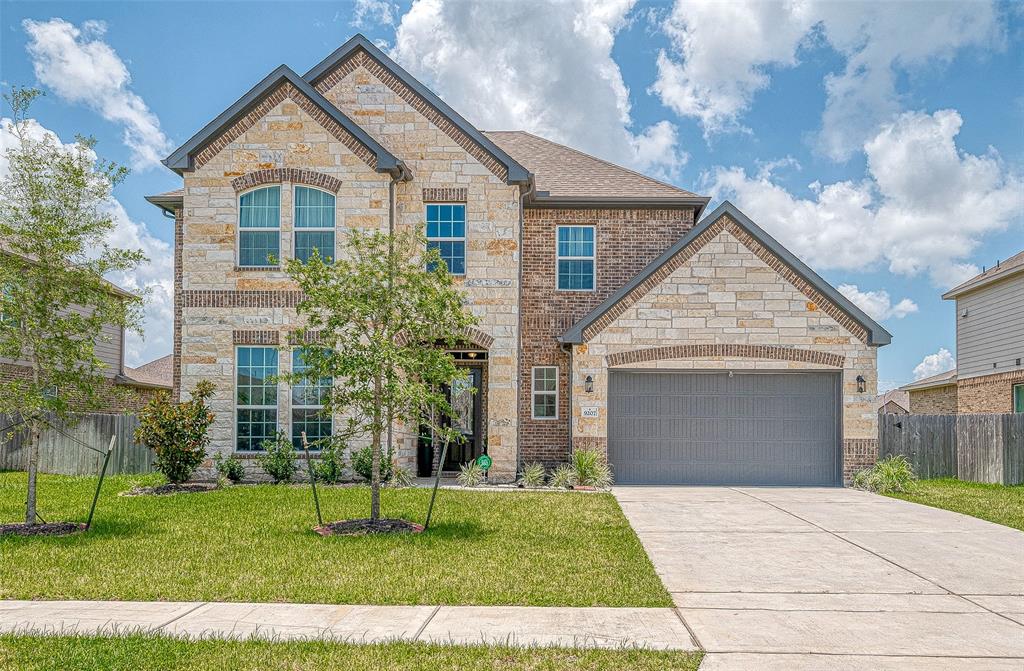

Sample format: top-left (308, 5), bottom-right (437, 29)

top-left (0, 88), bottom-right (146, 524)
top-left (283, 229), bottom-right (475, 520)
top-left (134, 381), bottom-right (216, 483)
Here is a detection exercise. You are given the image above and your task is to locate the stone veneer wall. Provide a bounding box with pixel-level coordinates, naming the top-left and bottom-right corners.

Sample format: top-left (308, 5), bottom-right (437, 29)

top-left (518, 208), bottom-right (694, 467)
top-left (908, 385), bottom-right (958, 414)
top-left (957, 369), bottom-right (1024, 414)
top-left (569, 218), bottom-right (879, 484)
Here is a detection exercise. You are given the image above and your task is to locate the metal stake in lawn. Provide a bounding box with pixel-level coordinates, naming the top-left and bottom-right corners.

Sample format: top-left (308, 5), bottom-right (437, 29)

top-left (301, 431), bottom-right (324, 528)
top-left (424, 433), bottom-right (451, 532)
top-left (85, 434), bottom-right (116, 532)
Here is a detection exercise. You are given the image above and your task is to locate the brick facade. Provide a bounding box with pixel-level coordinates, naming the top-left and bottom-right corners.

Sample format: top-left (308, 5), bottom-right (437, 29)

top-left (0, 362), bottom-right (158, 414)
top-left (957, 369), bottom-right (1024, 413)
top-left (909, 385), bottom-right (958, 414)
top-left (518, 207), bottom-right (695, 466)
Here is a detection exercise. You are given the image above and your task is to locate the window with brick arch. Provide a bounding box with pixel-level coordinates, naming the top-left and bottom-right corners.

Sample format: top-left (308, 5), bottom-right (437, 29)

top-left (294, 186), bottom-right (336, 264)
top-left (238, 186), bottom-right (280, 267)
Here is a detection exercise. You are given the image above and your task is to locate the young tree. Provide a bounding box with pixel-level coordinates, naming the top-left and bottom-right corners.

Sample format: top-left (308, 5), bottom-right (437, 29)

top-left (283, 228), bottom-right (476, 521)
top-left (0, 88), bottom-right (146, 524)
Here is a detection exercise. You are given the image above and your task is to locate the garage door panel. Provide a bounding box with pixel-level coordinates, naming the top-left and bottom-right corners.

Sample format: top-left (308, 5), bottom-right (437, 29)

top-left (608, 371), bottom-right (840, 486)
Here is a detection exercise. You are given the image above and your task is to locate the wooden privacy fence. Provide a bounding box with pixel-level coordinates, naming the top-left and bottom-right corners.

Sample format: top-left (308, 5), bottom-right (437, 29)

top-left (0, 413), bottom-right (153, 476)
top-left (879, 413), bottom-right (1024, 485)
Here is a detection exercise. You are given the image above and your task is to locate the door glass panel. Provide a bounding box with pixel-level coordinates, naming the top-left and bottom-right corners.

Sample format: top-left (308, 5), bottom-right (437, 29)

top-left (451, 376), bottom-right (475, 435)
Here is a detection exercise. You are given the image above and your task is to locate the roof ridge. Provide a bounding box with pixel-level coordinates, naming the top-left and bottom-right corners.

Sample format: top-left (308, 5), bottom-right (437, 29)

top-left (484, 129), bottom-right (698, 198)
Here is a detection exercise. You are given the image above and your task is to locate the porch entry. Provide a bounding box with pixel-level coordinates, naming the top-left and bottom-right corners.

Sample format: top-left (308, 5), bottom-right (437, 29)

top-left (417, 362), bottom-right (486, 476)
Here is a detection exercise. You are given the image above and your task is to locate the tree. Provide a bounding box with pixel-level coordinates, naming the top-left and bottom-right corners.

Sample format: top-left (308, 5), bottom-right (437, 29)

top-left (0, 88), bottom-right (146, 524)
top-left (283, 228), bottom-right (476, 521)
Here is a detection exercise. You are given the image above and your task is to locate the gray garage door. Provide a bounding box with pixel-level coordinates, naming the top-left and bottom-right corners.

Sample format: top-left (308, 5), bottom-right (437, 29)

top-left (608, 371), bottom-right (841, 485)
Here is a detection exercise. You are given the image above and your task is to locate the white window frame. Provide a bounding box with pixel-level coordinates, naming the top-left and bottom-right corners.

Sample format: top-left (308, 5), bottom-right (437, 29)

top-left (425, 202), bottom-right (467, 276)
top-left (555, 225), bottom-right (596, 291)
top-left (293, 186), bottom-right (336, 264)
top-left (290, 347), bottom-right (332, 450)
top-left (237, 185), bottom-right (281, 268)
top-left (235, 345), bottom-right (279, 452)
top-left (531, 366), bottom-right (559, 420)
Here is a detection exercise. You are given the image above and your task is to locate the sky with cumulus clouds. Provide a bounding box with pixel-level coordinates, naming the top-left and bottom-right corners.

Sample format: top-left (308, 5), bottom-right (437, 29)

top-left (1, 1), bottom-right (1021, 390)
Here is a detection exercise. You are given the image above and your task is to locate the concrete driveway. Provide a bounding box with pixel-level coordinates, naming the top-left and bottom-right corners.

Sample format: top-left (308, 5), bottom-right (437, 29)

top-left (614, 486), bottom-right (1024, 670)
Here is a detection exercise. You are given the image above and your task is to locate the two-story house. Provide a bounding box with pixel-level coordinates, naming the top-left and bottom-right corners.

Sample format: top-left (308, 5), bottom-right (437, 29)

top-left (902, 250), bottom-right (1024, 414)
top-left (147, 35), bottom-right (889, 485)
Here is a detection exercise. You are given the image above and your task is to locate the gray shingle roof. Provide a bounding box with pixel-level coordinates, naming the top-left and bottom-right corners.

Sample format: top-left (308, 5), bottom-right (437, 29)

top-left (119, 354), bottom-right (173, 390)
top-left (943, 249), bottom-right (1024, 299)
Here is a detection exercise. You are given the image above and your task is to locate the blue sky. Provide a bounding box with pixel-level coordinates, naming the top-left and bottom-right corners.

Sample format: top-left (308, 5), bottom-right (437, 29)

top-left (2, 1), bottom-right (1022, 389)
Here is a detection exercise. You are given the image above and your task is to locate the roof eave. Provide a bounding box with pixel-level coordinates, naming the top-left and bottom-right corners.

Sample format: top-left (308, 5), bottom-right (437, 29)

top-left (145, 194), bottom-right (183, 216)
top-left (528, 195), bottom-right (710, 211)
top-left (115, 374), bottom-right (172, 390)
top-left (942, 265), bottom-right (1024, 300)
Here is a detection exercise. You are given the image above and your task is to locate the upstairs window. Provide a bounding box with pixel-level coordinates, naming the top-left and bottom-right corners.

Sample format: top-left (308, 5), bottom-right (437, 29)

top-left (556, 225), bottom-right (595, 290)
top-left (236, 346), bottom-right (278, 451)
top-left (238, 186), bottom-right (280, 267)
top-left (294, 186), bottom-right (336, 264)
top-left (426, 204), bottom-right (466, 276)
top-left (291, 348), bottom-right (332, 450)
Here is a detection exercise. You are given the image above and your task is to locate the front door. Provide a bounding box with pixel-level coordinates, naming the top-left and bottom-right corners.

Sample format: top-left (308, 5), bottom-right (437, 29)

top-left (443, 367), bottom-right (483, 471)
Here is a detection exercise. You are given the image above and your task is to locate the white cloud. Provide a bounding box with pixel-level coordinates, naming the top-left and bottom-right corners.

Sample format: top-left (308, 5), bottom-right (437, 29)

top-left (391, 0), bottom-right (687, 179)
top-left (705, 109), bottom-right (1023, 287)
top-left (1, 116), bottom-right (172, 367)
top-left (913, 347), bottom-right (956, 381)
top-left (351, 0), bottom-right (396, 27)
top-left (654, 1), bottom-right (1000, 159)
top-left (837, 284), bottom-right (917, 321)
top-left (22, 18), bottom-right (171, 170)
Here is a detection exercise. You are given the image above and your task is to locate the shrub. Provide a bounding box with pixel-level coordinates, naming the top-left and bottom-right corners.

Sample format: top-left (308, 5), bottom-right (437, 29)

top-left (852, 455), bottom-right (916, 494)
top-left (257, 432), bottom-right (298, 484)
top-left (214, 452), bottom-right (245, 483)
top-left (389, 463), bottom-right (414, 488)
top-left (519, 462), bottom-right (546, 488)
top-left (571, 448), bottom-right (614, 489)
top-left (549, 463), bottom-right (576, 489)
top-left (134, 380), bottom-right (216, 483)
top-left (456, 461), bottom-right (485, 487)
top-left (350, 445), bottom-right (394, 483)
top-left (312, 440), bottom-right (346, 484)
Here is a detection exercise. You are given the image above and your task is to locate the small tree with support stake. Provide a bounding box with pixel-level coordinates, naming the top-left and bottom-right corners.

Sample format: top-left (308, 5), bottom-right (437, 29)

top-left (283, 229), bottom-right (475, 532)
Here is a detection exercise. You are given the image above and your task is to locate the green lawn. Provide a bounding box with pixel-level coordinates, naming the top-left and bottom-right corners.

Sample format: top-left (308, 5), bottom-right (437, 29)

top-left (888, 478), bottom-right (1024, 531)
top-left (0, 472), bottom-right (669, 606)
top-left (0, 635), bottom-right (702, 671)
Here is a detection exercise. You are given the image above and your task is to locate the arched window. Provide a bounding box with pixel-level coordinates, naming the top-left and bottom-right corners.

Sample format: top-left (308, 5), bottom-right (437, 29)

top-left (238, 186), bottom-right (281, 267)
top-left (294, 186), bottom-right (336, 263)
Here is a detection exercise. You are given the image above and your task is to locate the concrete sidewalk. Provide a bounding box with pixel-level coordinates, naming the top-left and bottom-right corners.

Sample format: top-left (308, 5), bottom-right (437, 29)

top-left (0, 600), bottom-right (699, 651)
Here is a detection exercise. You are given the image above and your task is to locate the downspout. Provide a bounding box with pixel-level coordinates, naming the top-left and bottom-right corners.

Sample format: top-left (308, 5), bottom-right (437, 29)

top-left (515, 176), bottom-right (536, 473)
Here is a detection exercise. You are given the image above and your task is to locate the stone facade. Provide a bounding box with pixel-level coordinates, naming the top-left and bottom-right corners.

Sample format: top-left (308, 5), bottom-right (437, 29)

top-left (957, 369), bottom-right (1024, 414)
top-left (568, 217), bottom-right (878, 483)
top-left (908, 385), bottom-right (958, 414)
top-left (518, 208), bottom-right (695, 466)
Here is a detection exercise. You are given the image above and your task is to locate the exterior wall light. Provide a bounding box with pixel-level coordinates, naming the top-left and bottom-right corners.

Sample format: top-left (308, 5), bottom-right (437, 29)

top-left (856, 375), bottom-right (866, 393)
top-left (584, 375), bottom-right (594, 393)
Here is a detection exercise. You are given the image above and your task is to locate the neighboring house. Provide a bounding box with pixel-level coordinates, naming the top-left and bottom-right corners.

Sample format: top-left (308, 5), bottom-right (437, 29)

top-left (875, 390), bottom-right (909, 415)
top-left (900, 251), bottom-right (1024, 415)
top-left (147, 34), bottom-right (889, 485)
top-left (118, 354), bottom-right (173, 396)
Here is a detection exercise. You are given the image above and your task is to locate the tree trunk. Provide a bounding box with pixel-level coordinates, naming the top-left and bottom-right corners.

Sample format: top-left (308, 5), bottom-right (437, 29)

top-left (24, 419), bottom-right (40, 525)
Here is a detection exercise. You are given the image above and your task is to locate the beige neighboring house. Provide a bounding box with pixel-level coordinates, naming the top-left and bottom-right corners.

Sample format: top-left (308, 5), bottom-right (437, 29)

top-left (900, 250), bottom-right (1024, 415)
top-left (148, 34), bottom-right (890, 485)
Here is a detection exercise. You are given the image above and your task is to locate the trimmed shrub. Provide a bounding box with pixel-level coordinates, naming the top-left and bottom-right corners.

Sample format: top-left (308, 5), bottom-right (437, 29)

top-left (214, 452), bottom-right (245, 483)
top-left (134, 380), bottom-right (216, 484)
top-left (350, 445), bottom-right (394, 483)
top-left (257, 432), bottom-right (298, 484)
top-left (312, 440), bottom-right (346, 484)
top-left (571, 448), bottom-right (614, 489)
top-left (456, 461), bottom-right (485, 487)
top-left (549, 463), bottom-right (576, 489)
top-left (519, 462), bottom-right (546, 489)
top-left (852, 455), bottom-right (916, 494)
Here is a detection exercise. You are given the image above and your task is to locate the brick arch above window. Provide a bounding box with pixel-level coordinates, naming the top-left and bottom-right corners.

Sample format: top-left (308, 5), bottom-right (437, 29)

top-left (231, 169), bottom-right (343, 194)
top-left (605, 344), bottom-right (845, 368)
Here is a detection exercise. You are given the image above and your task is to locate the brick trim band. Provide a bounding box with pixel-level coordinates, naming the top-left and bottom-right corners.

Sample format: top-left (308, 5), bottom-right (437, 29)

top-left (606, 344), bottom-right (845, 368)
top-left (233, 330), bottom-right (280, 345)
top-left (313, 49), bottom-right (508, 182)
top-left (957, 368), bottom-right (1024, 387)
top-left (232, 169), bottom-right (343, 193)
top-left (193, 82), bottom-right (377, 171)
top-left (582, 216), bottom-right (870, 344)
top-left (183, 290), bottom-right (304, 309)
top-left (422, 187), bottom-right (467, 203)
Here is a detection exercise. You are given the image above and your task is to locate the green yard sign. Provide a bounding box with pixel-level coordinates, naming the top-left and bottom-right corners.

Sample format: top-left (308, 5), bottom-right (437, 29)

top-left (476, 454), bottom-right (492, 470)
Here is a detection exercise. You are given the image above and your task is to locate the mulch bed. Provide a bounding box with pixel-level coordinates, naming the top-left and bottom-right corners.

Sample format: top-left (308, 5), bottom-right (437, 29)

top-left (314, 518), bottom-right (424, 536)
top-left (0, 521), bottom-right (86, 537)
top-left (121, 482), bottom-right (219, 497)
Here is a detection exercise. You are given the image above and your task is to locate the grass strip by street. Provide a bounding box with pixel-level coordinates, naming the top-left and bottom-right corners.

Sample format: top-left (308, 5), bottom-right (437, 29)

top-left (0, 472), bottom-right (670, 607)
top-left (0, 634), bottom-right (703, 671)
top-left (887, 478), bottom-right (1024, 531)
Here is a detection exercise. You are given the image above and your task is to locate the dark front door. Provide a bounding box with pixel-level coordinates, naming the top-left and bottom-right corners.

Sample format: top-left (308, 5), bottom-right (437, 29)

top-left (443, 367), bottom-right (483, 471)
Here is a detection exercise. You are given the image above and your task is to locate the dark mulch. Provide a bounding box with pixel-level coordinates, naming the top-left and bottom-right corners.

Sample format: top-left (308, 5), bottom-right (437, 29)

top-left (314, 518), bottom-right (424, 536)
top-left (121, 482), bottom-right (219, 497)
top-left (0, 521), bottom-right (86, 537)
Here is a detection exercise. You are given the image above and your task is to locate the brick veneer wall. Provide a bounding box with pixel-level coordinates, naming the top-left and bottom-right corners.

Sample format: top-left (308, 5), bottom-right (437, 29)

top-left (518, 207), bottom-right (695, 466)
top-left (843, 438), bottom-right (878, 483)
top-left (957, 369), bottom-right (1024, 413)
top-left (0, 362), bottom-right (158, 413)
top-left (909, 385), bottom-right (958, 414)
